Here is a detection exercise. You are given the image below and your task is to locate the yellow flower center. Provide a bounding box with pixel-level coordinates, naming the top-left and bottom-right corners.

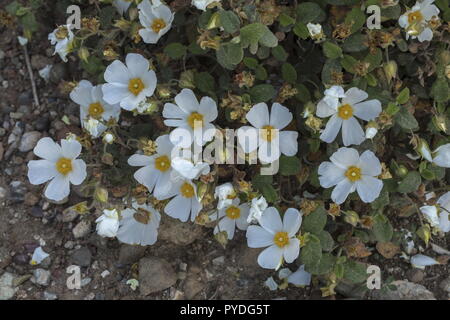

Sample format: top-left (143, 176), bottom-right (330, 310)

top-left (408, 11), bottom-right (423, 24)
top-left (128, 78), bottom-right (145, 96)
top-left (187, 112), bottom-right (204, 129)
top-left (225, 206), bottom-right (241, 219)
top-left (151, 18), bottom-right (166, 33)
top-left (154, 155), bottom-right (170, 172)
top-left (56, 158), bottom-right (73, 175)
top-left (338, 104), bottom-right (353, 120)
top-left (260, 125), bottom-right (277, 142)
top-left (273, 231), bottom-right (290, 248)
top-left (133, 208), bottom-right (151, 225)
top-left (180, 182), bottom-right (195, 198)
top-left (345, 166), bottom-right (362, 182)
top-left (88, 102), bottom-right (104, 119)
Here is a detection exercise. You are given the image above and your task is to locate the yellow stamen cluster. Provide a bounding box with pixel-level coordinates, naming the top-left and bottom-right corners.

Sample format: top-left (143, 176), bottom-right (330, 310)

top-left (128, 78), bottom-right (145, 96)
top-left (273, 231), bottom-right (290, 248)
top-left (151, 18), bottom-right (166, 33)
top-left (88, 102), bottom-right (104, 119)
top-left (180, 182), bottom-right (195, 198)
top-left (260, 125), bottom-right (277, 142)
top-left (155, 155), bottom-right (170, 172)
top-left (56, 158), bottom-right (73, 175)
top-left (345, 166), bottom-right (362, 182)
top-left (225, 206), bottom-right (241, 219)
top-left (187, 112), bottom-right (204, 129)
top-left (338, 104), bottom-right (353, 120)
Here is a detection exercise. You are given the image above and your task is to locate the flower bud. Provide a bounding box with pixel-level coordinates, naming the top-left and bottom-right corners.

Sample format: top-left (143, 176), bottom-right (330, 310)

top-left (343, 211), bottom-right (359, 227)
top-left (78, 47), bottom-right (90, 63)
top-left (94, 186), bottom-right (109, 203)
top-left (383, 61), bottom-right (397, 83)
top-left (416, 138), bottom-right (432, 162)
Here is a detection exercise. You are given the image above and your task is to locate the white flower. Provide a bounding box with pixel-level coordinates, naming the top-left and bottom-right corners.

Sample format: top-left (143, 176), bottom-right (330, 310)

top-left (420, 192), bottom-right (450, 233)
top-left (28, 138), bottom-right (87, 201)
top-left (246, 207), bottom-right (302, 270)
top-left (38, 65), bottom-right (52, 82)
top-left (113, 0), bottom-right (132, 15)
top-left (103, 133), bottom-right (115, 144)
top-left (212, 198), bottom-right (250, 240)
top-left (48, 25), bottom-right (74, 62)
top-left (214, 183), bottom-right (236, 210)
top-left (247, 196), bottom-right (268, 224)
top-left (70, 80), bottom-right (121, 138)
top-left (318, 147), bottom-right (383, 204)
top-left (163, 89), bottom-right (218, 148)
top-left (96, 209), bottom-right (120, 238)
top-left (18, 36), bottom-right (28, 46)
top-left (162, 178), bottom-right (203, 222)
top-left (264, 277), bottom-right (278, 291)
top-left (410, 254), bottom-right (439, 269)
top-left (306, 23), bottom-right (324, 40)
top-left (102, 53), bottom-right (157, 111)
top-left (30, 247), bottom-right (49, 265)
top-left (191, 0), bottom-right (219, 11)
top-left (316, 86), bottom-right (381, 146)
top-left (437, 191), bottom-right (450, 232)
top-left (398, 0), bottom-right (439, 42)
top-left (432, 143), bottom-right (450, 168)
top-left (138, 0), bottom-right (174, 44)
top-left (279, 265), bottom-right (311, 286)
top-left (128, 134), bottom-right (176, 199)
top-left (237, 103), bottom-right (298, 163)
top-left (117, 201), bottom-right (161, 246)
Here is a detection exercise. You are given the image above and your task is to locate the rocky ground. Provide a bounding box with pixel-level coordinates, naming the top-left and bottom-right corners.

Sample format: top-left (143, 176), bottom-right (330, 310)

top-left (1, 12), bottom-right (449, 301)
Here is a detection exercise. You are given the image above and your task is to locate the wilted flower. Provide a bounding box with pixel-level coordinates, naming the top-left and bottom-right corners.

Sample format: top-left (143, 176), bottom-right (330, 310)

top-left (318, 147), bottom-right (383, 204)
top-left (247, 196), bottom-right (268, 223)
top-left (307, 23), bottom-right (324, 41)
top-left (96, 209), bottom-right (120, 238)
top-left (398, 0), bottom-right (440, 42)
top-left (28, 138), bottom-right (87, 201)
top-left (214, 182), bottom-right (236, 210)
top-left (117, 201), bottom-right (161, 246)
top-left (48, 25), bottom-right (74, 62)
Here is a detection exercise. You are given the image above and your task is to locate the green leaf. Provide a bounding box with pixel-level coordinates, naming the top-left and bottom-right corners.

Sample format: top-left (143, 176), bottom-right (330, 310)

top-left (394, 107), bottom-right (419, 130)
top-left (5, 1), bottom-right (21, 15)
top-left (281, 63), bottom-right (297, 84)
top-left (252, 175), bottom-right (277, 203)
top-left (300, 234), bottom-right (322, 270)
top-left (164, 43), bottom-right (187, 59)
top-left (272, 45), bottom-right (288, 61)
top-left (397, 171), bottom-right (421, 194)
top-left (249, 84), bottom-right (276, 103)
top-left (293, 22), bottom-right (309, 39)
top-left (279, 155), bottom-right (301, 176)
top-left (431, 78), bottom-right (450, 103)
top-left (307, 253), bottom-right (336, 275)
top-left (219, 10), bottom-right (240, 34)
top-left (396, 87), bottom-right (410, 104)
top-left (342, 33), bottom-right (368, 52)
top-left (317, 231), bottom-right (334, 252)
top-left (343, 261), bottom-right (367, 284)
top-left (297, 2), bottom-right (324, 23)
top-left (345, 7), bottom-right (366, 34)
top-left (240, 23), bottom-right (278, 50)
top-left (279, 13), bottom-right (295, 27)
top-left (372, 214), bottom-right (393, 242)
top-left (194, 72), bottom-right (215, 94)
top-left (341, 55), bottom-right (358, 73)
top-left (302, 206), bottom-right (327, 234)
top-left (243, 57), bottom-right (259, 69)
top-left (323, 42), bottom-right (343, 59)
top-left (216, 42), bottom-right (243, 70)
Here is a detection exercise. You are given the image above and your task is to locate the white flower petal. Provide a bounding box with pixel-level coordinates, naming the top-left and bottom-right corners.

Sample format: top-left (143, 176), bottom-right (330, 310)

top-left (358, 150), bottom-right (381, 176)
top-left (331, 179), bottom-right (354, 204)
top-left (433, 144), bottom-right (450, 168)
top-left (246, 103), bottom-right (269, 128)
top-left (418, 28), bottom-right (433, 42)
top-left (68, 159), bottom-right (87, 185)
top-left (353, 100), bottom-right (382, 121)
top-left (355, 176), bottom-right (383, 203)
top-left (134, 166), bottom-right (159, 192)
top-left (411, 254), bottom-right (439, 268)
top-left (246, 225), bottom-right (274, 248)
top-left (330, 147), bottom-right (360, 169)
top-left (320, 114), bottom-right (342, 143)
top-left (34, 137), bottom-right (62, 162)
top-left (283, 238), bottom-right (300, 263)
top-left (165, 195), bottom-right (192, 222)
top-left (260, 207), bottom-right (283, 234)
top-left (126, 53), bottom-right (149, 78)
top-left (44, 174), bottom-right (70, 201)
top-left (343, 87), bottom-right (368, 105)
top-left (316, 99), bottom-right (337, 118)
top-left (199, 96), bottom-right (218, 122)
top-left (28, 160), bottom-right (57, 185)
top-left (60, 139), bottom-right (82, 159)
top-left (342, 117), bottom-right (365, 146)
top-left (70, 80), bottom-right (93, 106)
top-left (175, 89), bottom-right (199, 114)
top-left (270, 103), bottom-right (292, 130)
top-left (318, 161), bottom-right (345, 188)
top-left (104, 60), bottom-right (130, 84)
top-left (287, 265), bottom-right (311, 286)
top-left (215, 217), bottom-right (236, 239)
top-left (279, 131), bottom-right (298, 156)
top-left (237, 126), bottom-right (259, 153)
top-left (102, 83), bottom-right (130, 105)
top-left (128, 154), bottom-right (153, 166)
top-left (283, 208), bottom-right (302, 237)
top-left (257, 245), bottom-right (284, 269)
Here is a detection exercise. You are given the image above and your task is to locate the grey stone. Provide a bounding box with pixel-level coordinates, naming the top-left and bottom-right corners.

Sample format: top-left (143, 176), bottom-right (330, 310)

top-left (439, 277), bottom-right (450, 293)
top-left (118, 244), bottom-right (146, 265)
top-left (73, 220), bottom-right (91, 239)
top-left (0, 272), bottom-right (18, 300)
top-left (372, 280), bottom-right (435, 300)
top-left (159, 216), bottom-right (205, 246)
top-left (18, 131), bottom-right (41, 152)
top-left (139, 257), bottom-right (177, 296)
top-left (32, 268), bottom-right (51, 286)
top-left (71, 247), bottom-right (92, 267)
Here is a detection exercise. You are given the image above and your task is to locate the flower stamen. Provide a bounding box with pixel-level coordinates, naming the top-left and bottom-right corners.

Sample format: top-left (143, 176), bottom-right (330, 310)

top-left (225, 206), bottom-right (241, 219)
top-left (345, 166), bottom-right (362, 182)
top-left (338, 104), bottom-right (353, 120)
top-left (273, 231), bottom-right (289, 248)
top-left (56, 158), bottom-right (73, 175)
top-left (154, 155), bottom-right (170, 172)
top-left (151, 18), bottom-right (166, 33)
top-left (128, 78), bottom-right (145, 96)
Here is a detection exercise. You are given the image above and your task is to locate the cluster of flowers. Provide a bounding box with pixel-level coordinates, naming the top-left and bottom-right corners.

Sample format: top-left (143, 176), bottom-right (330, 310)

top-left (29, 0), bottom-right (449, 276)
